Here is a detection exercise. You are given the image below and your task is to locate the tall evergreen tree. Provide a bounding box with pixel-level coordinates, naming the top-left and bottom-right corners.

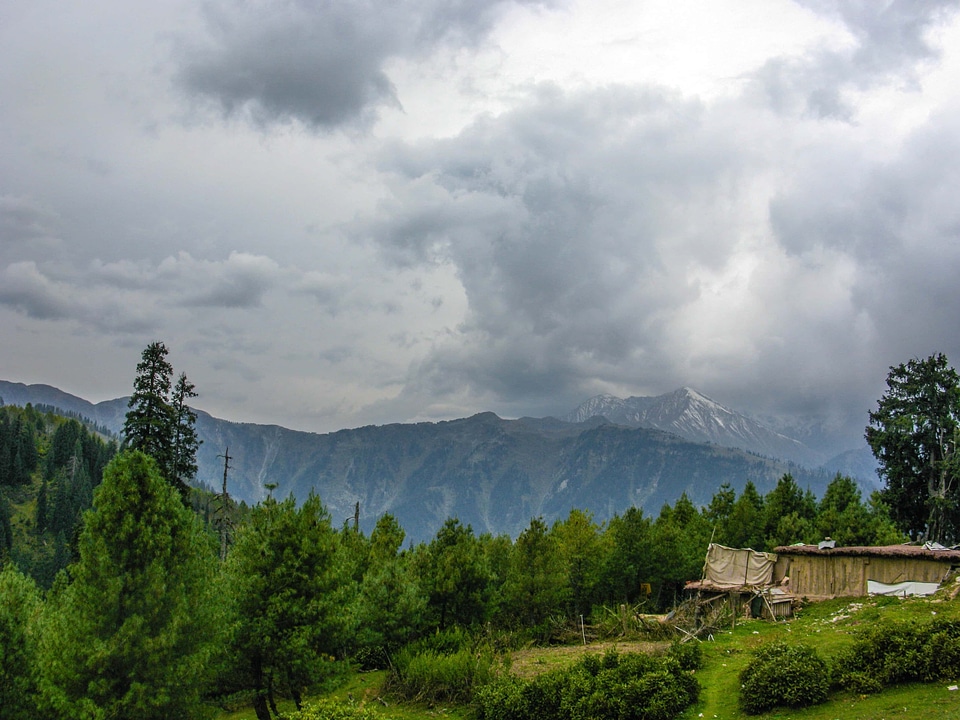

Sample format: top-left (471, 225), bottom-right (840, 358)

top-left (123, 342), bottom-right (175, 474)
top-left (122, 342), bottom-right (199, 500)
top-left (866, 353), bottom-right (960, 543)
top-left (419, 518), bottom-right (491, 630)
top-left (170, 372), bottom-right (201, 499)
top-left (222, 493), bottom-right (348, 720)
top-left (503, 517), bottom-right (567, 629)
top-left (0, 564), bottom-right (42, 719)
top-left (37, 451), bottom-right (219, 719)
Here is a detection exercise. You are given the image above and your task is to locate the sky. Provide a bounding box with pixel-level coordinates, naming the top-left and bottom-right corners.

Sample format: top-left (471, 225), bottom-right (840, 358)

top-left (2, 0), bottom-right (960, 451)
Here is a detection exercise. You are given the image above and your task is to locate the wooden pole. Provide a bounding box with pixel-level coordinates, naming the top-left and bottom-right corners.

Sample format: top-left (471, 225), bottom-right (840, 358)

top-left (217, 447), bottom-right (232, 562)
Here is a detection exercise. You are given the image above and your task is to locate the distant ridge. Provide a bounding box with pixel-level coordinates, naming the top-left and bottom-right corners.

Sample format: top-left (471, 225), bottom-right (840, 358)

top-left (1, 379), bottom-right (856, 542)
top-left (565, 387), bottom-right (826, 467)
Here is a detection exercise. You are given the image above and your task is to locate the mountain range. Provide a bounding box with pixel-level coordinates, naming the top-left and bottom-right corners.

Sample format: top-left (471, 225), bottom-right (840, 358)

top-left (0, 380), bottom-right (878, 543)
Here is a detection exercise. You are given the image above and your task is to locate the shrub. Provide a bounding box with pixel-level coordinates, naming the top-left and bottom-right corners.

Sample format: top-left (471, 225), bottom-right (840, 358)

top-left (835, 617), bottom-right (960, 691)
top-left (354, 645), bottom-right (389, 671)
top-left (476, 651), bottom-right (699, 720)
top-left (739, 642), bottom-right (828, 715)
top-left (666, 640), bottom-right (703, 671)
top-left (280, 698), bottom-right (395, 720)
top-left (921, 619), bottom-right (960, 682)
top-left (388, 643), bottom-right (501, 704)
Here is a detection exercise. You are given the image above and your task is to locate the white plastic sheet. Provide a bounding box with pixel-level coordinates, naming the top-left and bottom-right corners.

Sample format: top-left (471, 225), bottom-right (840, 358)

top-left (867, 580), bottom-right (940, 597)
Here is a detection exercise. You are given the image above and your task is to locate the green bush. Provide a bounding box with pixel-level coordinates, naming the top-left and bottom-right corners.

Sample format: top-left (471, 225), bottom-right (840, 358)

top-left (476, 650), bottom-right (699, 720)
top-left (666, 640), bottom-right (703, 671)
top-left (739, 642), bottom-right (828, 715)
top-left (834, 618), bottom-right (960, 691)
top-left (280, 697), bottom-right (396, 720)
top-left (353, 645), bottom-right (389, 671)
top-left (921, 619), bottom-right (960, 682)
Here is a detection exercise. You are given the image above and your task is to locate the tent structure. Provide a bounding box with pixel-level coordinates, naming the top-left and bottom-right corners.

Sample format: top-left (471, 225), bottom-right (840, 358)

top-left (701, 544), bottom-right (778, 589)
top-left (683, 544), bottom-right (794, 627)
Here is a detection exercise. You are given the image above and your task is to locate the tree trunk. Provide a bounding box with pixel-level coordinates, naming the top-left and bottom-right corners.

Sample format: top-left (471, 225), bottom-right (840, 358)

top-left (252, 692), bottom-right (271, 720)
top-left (268, 682), bottom-right (279, 719)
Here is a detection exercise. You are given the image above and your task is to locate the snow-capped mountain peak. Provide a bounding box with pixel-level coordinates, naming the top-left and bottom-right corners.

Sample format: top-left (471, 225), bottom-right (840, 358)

top-left (565, 387), bottom-right (825, 467)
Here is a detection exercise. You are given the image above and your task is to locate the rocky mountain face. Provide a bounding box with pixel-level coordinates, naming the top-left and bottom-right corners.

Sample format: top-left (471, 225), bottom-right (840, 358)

top-left (0, 380), bottom-right (855, 543)
top-left (564, 388), bottom-right (827, 468)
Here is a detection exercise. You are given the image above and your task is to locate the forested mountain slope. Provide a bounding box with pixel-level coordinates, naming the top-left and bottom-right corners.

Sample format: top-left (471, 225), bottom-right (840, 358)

top-left (1, 380), bottom-right (838, 542)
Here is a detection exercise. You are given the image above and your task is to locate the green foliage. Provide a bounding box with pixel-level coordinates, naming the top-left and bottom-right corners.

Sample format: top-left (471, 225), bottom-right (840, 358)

top-left (122, 342), bottom-right (200, 499)
top-left (221, 492), bottom-right (352, 718)
top-left (738, 641), bottom-right (828, 715)
top-left (352, 514), bottom-right (427, 660)
top-left (867, 352), bottom-right (960, 543)
top-left (552, 509), bottom-right (605, 618)
top-left (502, 517), bottom-right (568, 630)
top-left (0, 407), bottom-right (40, 487)
top-left (389, 642), bottom-right (501, 705)
top-left (418, 518), bottom-right (492, 629)
top-left (666, 640), bottom-right (702, 671)
top-left (476, 650), bottom-right (699, 720)
top-left (0, 564), bottom-right (42, 719)
top-left (597, 507), bottom-right (653, 605)
top-left (280, 697), bottom-right (398, 720)
top-left (171, 372), bottom-right (201, 490)
top-left (762, 474), bottom-right (817, 548)
top-left (37, 450), bottom-right (220, 720)
top-left (833, 617), bottom-right (960, 693)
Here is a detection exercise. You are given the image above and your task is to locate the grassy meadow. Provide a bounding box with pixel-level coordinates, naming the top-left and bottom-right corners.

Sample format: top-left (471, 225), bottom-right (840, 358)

top-left (216, 583), bottom-right (960, 720)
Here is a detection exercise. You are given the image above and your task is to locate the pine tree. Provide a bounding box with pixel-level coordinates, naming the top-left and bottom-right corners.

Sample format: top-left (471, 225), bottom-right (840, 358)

top-left (222, 493), bottom-right (348, 719)
top-left (0, 565), bottom-right (42, 719)
top-left (37, 450), bottom-right (219, 719)
top-left (867, 353), bottom-right (960, 543)
top-left (122, 342), bottom-right (199, 500)
top-left (170, 372), bottom-right (201, 499)
top-left (123, 341), bottom-right (175, 472)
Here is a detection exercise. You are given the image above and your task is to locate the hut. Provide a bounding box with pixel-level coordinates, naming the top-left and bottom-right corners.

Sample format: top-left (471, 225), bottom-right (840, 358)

top-left (684, 544), bottom-right (795, 622)
top-left (772, 543), bottom-right (960, 600)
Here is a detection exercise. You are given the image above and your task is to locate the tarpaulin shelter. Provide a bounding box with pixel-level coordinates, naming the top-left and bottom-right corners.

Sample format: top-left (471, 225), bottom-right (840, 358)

top-left (701, 543), bottom-right (778, 588)
top-left (684, 544), bottom-right (792, 624)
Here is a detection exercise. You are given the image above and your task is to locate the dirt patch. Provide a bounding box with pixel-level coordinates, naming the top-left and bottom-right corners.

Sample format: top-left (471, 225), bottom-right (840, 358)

top-left (509, 640), bottom-right (671, 679)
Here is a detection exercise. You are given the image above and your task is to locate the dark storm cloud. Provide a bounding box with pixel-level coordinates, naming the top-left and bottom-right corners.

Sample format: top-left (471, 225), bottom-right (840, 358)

top-left (0, 261), bottom-right (156, 333)
top-left (0, 262), bottom-right (72, 320)
top-left (176, 252), bottom-right (281, 308)
top-left (0, 195), bottom-right (59, 246)
top-left (363, 83), bottom-right (747, 407)
top-left (753, 0), bottom-right (960, 118)
top-left (356, 0), bottom-right (960, 439)
top-left (770, 101), bottom-right (960, 357)
top-left (177, 0), bottom-right (555, 130)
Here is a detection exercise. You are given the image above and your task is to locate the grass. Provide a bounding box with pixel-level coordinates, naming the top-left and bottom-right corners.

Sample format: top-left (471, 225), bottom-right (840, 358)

top-left (214, 585), bottom-right (960, 720)
top-left (680, 591), bottom-right (960, 720)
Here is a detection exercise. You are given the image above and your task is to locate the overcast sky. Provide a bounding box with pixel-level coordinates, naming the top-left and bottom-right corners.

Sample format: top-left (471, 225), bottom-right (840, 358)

top-left (2, 0), bottom-right (960, 449)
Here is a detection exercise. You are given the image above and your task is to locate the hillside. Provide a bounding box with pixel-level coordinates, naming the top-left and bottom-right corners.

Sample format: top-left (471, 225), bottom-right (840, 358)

top-left (2, 380), bottom-right (840, 542)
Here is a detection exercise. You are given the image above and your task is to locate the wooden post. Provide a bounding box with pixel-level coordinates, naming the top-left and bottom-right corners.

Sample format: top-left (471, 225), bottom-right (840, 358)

top-left (216, 447), bottom-right (232, 562)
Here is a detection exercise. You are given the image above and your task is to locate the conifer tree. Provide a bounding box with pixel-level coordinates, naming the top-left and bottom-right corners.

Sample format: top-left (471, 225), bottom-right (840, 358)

top-left (0, 564), bottom-right (42, 719)
top-left (37, 450), bottom-right (219, 719)
top-left (122, 342), bottom-right (199, 500)
top-left (170, 372), bottom-right (200, 499)
top-left (222, 493), bottom-right (348, 720)
top-left (867, 353), bottom-right (960, 543)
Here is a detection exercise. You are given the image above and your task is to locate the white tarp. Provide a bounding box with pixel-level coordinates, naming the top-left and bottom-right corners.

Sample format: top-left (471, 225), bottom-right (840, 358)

top-left (703, 543), bottom-right (777, 587)
top-left (867, 580), bottom-right (940, 597)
